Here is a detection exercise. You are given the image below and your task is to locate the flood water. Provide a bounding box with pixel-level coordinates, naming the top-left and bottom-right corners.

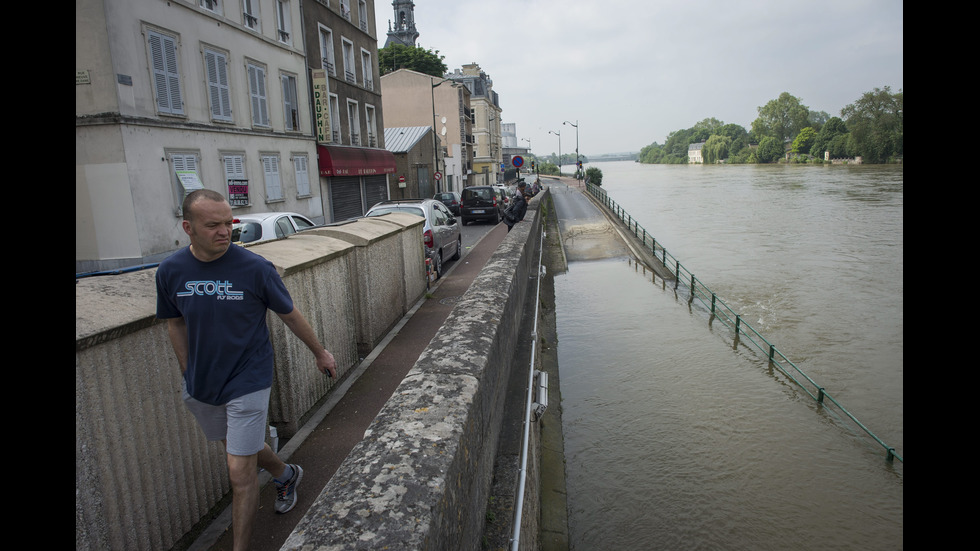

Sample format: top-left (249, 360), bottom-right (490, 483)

top-left (554, 162), bottom-right (903, 550)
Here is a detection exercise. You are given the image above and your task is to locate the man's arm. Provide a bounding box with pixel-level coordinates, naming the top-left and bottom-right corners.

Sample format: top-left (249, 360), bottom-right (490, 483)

top-left (167, 317), bottom-right (189, 374)
top-left (276, 308), bottom-right (338, 378)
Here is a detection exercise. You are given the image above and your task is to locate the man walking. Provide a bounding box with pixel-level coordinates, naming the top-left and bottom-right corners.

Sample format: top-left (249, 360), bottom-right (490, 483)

top-left (156, 189), bottom-right (337, 551)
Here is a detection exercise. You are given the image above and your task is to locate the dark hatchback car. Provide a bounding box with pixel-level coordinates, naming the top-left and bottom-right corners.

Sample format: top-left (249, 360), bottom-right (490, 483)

top-left (460, 186), bottom-right (506, 225)
top-left (433, 191), bottom-right (462, 215)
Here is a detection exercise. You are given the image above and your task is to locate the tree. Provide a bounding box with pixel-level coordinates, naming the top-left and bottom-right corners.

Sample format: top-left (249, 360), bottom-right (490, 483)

top-left (585, 166), bottom-right (603, 186)
top-left (752, 92), bottom-right (810, 143)
top-left (841, 86), bottom-right (903, 163)
top-left (791, 127), bottom-right (817, 155)
top-left (810, 117), bottom-right (848, 159)
top-left (703, 134), bottom-right (732, 164)
top-left (756, 136), bottom-right (784, 163)
top-left (378, 44), bottom-right (447, 77)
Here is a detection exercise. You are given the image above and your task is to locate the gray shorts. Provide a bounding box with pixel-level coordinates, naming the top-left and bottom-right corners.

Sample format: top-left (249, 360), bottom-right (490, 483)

top-left (182, 384), bottom-right (271, 456)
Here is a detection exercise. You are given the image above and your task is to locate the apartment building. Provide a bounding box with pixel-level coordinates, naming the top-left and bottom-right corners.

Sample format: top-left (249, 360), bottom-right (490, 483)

top-left (302, 0), bottom-right (396, 221)
top-left (380, 68), bottom-right (474, 193)
top-left (447, 64), bottom-right (502, 186)
top-left (76, 0), bottom-right (322, 273)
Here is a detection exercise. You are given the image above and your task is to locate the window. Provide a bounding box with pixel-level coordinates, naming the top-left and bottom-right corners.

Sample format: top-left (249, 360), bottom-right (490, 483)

top-left (169, 152), bottom-right (203, 214)
top-left (281, 73), bottom-right (299, 131)
top-left (360, 48), bottom-right (373, 90)
top-left (246, 61), bottom-right (269, 127)
top-left (275, 0), bottom-right (291, 44)
top-left (318, 26), bottom-right (336, 76)
top-left (204, 48), bottom-right (232, 121)
top-left (199, 0), bottom-right (222, 14)
top-left (365, 104), bottom-right (377, 147)
top-left (261, 154), bottom-right (283, 201)
top-left (146, 29), bottom-right (183, 115)
top-left (347, 100), bottom-right (360, 146)
top-left (242, 0), bottom-right (260, 31)
top-left (341, 38), bottom-right (355, 84)
top-left (223, 154), bottom-right (250, 206)
top-left (340, 0), bottom-right (351, 21)
top-left (329, 94), bottom-right (341, 143)
top-left (358, 0), bottom-right (368, 32)
top-left (293, 155), bottom-right (311, 196)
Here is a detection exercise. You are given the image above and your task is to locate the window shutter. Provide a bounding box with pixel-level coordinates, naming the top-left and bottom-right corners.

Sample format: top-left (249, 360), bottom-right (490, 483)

top-left (294, 155), bottom-right (310, 196)
top-left (262, 155), bottom-right (282, 200)
top-left (205, 49), bottom-right (232, 121)
top-left (148, 31), bottom-right (183, 114)
top-left (248, 64), bottom-right (269, 127)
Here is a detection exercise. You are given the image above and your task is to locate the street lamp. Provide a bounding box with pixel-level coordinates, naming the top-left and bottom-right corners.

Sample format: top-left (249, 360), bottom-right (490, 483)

top-left (563, 120), bottom-right (579, 182)
top-left (549, 130), bottom-right (561, 176)
top-left (431, 77), bottom-right (457, 193)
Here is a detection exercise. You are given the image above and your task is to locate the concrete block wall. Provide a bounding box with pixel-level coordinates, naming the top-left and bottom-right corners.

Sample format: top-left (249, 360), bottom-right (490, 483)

top-left (75, 218), bottom-right (427, 550)
top-left (282, 193), bottom-right (545, 550)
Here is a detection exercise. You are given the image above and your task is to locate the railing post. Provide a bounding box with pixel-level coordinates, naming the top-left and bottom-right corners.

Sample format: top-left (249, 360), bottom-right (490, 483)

top-left (817, 387), bottom-right (825, 403)
top-left (768, 345), bottom-right (776, 363)
top-left (735, 314), bottom-right (741, 334)
top-left (711, 293), bottom-right (717, 315)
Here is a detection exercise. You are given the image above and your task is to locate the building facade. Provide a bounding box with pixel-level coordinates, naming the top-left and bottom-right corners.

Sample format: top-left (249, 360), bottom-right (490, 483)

top-left (380, 68), bottom-right (473, 193)
top-left (77, 0), bottom-right (322, 273)
top-left (383, 126), bottom-right (441, 200)
top-left (447, 64), bottom-right (502, 186)
top-left (302, 0), bottom-right (396, 221)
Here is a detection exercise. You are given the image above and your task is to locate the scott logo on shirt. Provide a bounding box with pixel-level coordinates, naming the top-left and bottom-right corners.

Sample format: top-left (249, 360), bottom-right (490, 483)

top-left (177, 280), bottom-right (244, 300)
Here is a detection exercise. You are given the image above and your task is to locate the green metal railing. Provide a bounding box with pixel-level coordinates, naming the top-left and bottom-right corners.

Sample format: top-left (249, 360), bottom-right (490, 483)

top-left (586, 183), bottom-right (903, 464)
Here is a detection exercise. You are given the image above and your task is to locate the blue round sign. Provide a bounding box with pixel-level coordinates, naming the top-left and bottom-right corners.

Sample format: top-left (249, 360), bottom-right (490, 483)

top-left (512, 155), bottom-right (524, 168)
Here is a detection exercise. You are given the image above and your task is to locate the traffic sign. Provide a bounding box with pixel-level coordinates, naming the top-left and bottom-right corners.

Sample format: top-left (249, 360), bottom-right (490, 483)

top-left (512, 155), bottom-right (524, 168)
top-left (434, 171), bottom-right (442, 180)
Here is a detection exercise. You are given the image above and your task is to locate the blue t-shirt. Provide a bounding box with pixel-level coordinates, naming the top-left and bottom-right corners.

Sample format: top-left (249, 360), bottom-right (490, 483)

top-left (155, 244), bottom-right (294, 405)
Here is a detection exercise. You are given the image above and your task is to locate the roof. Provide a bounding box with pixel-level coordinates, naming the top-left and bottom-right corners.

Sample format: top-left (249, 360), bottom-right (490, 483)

top-left (384, 126), bottom-right (432, 153)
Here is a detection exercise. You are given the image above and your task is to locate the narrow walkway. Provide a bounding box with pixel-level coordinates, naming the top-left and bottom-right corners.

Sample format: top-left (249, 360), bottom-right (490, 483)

top-left (194, 222), bottom-right (510, 551)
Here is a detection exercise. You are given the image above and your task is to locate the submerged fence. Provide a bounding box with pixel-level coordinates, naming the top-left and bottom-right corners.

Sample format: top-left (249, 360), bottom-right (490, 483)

top-left (586, 182), bottom-right (903, 464)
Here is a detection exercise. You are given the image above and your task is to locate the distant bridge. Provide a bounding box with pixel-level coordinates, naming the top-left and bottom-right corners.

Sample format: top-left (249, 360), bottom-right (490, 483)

top-left (588, 152), bottom-right (638, 162)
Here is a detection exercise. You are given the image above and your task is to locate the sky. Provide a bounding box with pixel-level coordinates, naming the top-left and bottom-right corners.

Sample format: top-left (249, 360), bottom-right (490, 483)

top-left (374, 0), bottom-right (903, 157)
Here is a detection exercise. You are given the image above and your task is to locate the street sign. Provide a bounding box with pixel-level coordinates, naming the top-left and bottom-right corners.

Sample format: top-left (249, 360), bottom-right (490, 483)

top-left (434, 171), bottom-right (442, 180)
top-left (512, 155), bottom-right (524, 168)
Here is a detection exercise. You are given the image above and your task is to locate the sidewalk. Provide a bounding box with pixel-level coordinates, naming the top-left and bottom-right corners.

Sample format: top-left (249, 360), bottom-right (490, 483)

top-left (193, 222), bottom-right (510, 551)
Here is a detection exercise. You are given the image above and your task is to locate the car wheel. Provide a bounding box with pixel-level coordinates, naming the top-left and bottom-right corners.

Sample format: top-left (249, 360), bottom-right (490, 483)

top-left (461, 216), bottom-right (469, 226)
top-left (494, 210), bottom-right (501, 224)
top-left (451, 236), bottom-right (461, 260)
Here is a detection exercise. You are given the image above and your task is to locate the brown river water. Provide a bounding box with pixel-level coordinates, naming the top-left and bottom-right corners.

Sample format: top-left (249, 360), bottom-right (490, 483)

top-left (553, 162), bottom-right (903, 550)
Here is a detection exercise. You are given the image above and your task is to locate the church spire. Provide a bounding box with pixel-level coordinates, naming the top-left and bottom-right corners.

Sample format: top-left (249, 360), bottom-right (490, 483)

top-left (384, 0), bottom-right (419, 48)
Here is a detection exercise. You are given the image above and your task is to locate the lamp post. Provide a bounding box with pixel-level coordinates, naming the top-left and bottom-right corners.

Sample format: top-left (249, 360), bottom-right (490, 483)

top-left (431, 77), bottom-right (456, 193)
top-left (563, 120), bottom-right (579, 183)
top-left (549, 129), bottom-right (561, 176)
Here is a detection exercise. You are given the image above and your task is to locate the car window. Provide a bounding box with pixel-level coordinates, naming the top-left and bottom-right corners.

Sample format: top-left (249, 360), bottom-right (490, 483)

top-left (233, 222), bottom-right (262, 243)
top-left (275, 216), bottom-right (296, 238)
top-left (463, 188), bottom-right (492, 201)
top-left (432, 203), bottom-right (449, 225)
top-left (292, 216), bottom-right (314, 230)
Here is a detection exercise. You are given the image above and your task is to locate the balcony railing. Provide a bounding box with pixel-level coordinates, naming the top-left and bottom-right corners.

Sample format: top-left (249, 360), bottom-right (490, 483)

top-left (322, 60), bottom-right (336, 77)
top-left (345, 70), bottom-right (356, 84)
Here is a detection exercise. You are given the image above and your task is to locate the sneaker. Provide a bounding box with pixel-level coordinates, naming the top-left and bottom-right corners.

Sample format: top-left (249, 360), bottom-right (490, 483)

top-left (274, 464), bottom-right (304, 514)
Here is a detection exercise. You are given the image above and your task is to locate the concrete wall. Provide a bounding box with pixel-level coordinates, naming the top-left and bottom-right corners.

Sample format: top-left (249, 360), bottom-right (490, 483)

top-left (75, 216), bottom-right (424, 551)
top-left (282, 195), bottom-right (545, 550)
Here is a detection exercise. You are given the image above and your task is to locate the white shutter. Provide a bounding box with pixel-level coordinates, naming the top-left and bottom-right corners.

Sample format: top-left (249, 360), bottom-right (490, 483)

top-left (204, 49), bottom-right (232, 121)
top-left (248, 63), bottom-right (269, 127)
top-left (294, 155), bottom-right (310, 196)
top-left (282, 75), bottom-right (298, 131)
top-left (148, 30), bottom-right (183, 114)
top-left (262, 155), bottom-right (282, 200)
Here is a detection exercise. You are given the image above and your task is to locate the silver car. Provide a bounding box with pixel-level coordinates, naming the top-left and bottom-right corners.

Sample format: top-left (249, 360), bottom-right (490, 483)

top-left (365, 198), bottom-right (462, 279)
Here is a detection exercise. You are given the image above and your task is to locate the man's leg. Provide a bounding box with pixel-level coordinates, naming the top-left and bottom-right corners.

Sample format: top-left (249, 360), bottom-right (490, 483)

top-left (227, 452), bottom-right (259, 551)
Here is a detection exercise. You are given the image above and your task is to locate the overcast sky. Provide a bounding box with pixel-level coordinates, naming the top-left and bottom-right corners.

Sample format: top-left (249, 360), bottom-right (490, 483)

top-left (375, 0), bottom-right (903, 157)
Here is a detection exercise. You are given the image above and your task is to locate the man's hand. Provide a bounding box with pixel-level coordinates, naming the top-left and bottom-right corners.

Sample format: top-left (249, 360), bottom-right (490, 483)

top-left (316, 348), bottom-right (338, 378)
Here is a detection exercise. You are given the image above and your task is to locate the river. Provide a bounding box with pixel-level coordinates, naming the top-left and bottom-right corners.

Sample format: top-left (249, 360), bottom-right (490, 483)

top-left (554, 161), bottom-right (903, 550)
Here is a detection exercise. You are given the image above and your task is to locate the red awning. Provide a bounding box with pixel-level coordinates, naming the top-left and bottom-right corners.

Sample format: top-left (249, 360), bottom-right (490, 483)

top-left (317, 145), bottom-right (396, 177)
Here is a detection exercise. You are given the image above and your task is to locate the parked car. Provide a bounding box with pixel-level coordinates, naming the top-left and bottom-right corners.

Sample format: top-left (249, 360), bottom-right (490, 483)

top-left (365, 198), bottom-right (462, 279)
top-left (460, 185), bottom-right (506, 225)
top-left (433, 191), bottom-right (462, 216)
top-left (231, 211), bottom-right (316, 244)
